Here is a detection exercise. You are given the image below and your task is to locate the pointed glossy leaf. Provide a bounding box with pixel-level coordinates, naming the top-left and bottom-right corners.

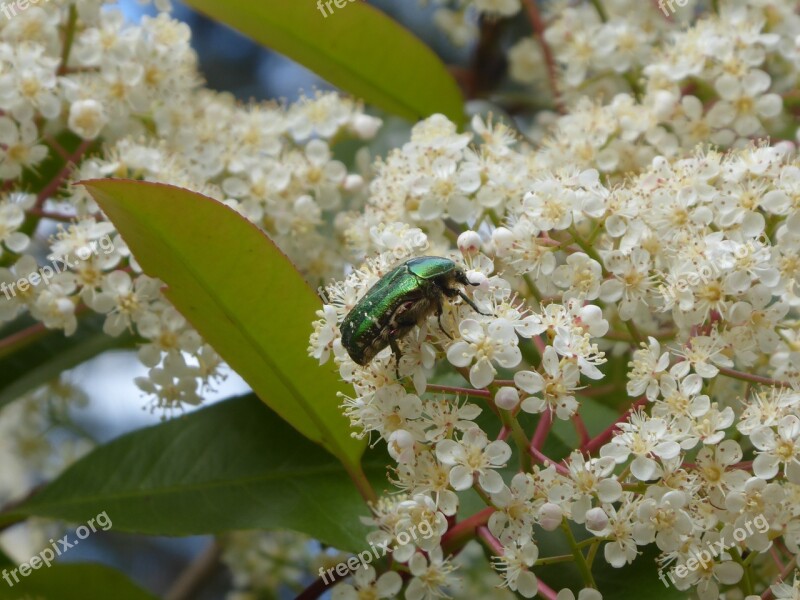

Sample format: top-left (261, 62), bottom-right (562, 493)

top-left (181, 0), bottom-right (464, 124)
top-left (81, 179), bottom-right (365, 478)
top-left (2, 395), bottom-right (381, 552)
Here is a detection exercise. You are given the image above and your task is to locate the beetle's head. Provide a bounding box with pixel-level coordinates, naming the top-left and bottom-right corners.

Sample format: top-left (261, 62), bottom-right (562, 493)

top-left (454, 266), bottom-right (478, 287)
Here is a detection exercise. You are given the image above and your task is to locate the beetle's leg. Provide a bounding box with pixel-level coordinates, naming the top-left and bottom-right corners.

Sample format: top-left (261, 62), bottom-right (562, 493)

top-left (389, 337), bottom-right (402, 378)
top-left (435, 297), bottom-right (453, 340)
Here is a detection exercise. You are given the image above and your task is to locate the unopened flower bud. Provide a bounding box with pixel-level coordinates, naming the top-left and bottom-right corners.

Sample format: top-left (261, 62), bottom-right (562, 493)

top-left (585, 507), bottom-right (609, 534)
top-left (538, 502), bottom-right (563, 531)
top-left (457, 230), bottom-right (482, 255)
top-left (495, 386), bottom-right (520, 410)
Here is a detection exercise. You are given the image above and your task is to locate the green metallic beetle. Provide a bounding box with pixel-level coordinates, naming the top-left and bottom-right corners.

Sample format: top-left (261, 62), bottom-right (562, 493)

top-left (340, 256), bottom-right (488, 373)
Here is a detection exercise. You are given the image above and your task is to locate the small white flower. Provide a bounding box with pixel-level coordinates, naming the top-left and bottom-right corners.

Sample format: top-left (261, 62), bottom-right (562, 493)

top-left (68, 99), bottom-right (108, 140)
top-left (0, 197), bottom-right (29, 257)
top-left (632, 490), bottom-right (694, 552)
top-left (751, 415), bottom-right (800, 483)
top-left (405, 547), bottom-right (460, 600)
top-left (446, 318), bottom-right (521, 389)
top-left (489, 472), bottom-right (537, 543)
top-left (0, 117), bottom-right (48, 179)
top-left (435, 427), bottom-right (511, 493)
top-left (671, 334), bottom-right (733, 379)
top-left (552, 253), bottom-right (603, 301)
top-left (515, 346), bottom-right (582, 419)
top-left (493, 540), bottom-right (539, 598)
top-left (600, 412), bottom-right (681, 481)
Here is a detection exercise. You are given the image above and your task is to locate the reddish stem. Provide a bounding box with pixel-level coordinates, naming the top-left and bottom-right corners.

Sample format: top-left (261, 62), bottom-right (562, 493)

top-left (441, 507), bottom-right (495, 555)
top-left (477, 525), bottom-right (504, 555)
top-left (532, 334), bottom-right (547, 356)
top-left (520, 0), bottom-right (564, 113)
top-left (769, 546), bottom-right (785, 570)
top-left (497, 425), bottom-right (511, 441)
top-left (26, 208), bottom-right (75, 221)
top-left (537, 579), bottom-right (559, 600)
top-left (0, 321), bottom-right (49, 359)
top-left (762, 557), bottom-right (799, 600)
top-left (578, 383), bottom-right (619, 397)
top-left (425, 384), bottom-right (492, 398)
top-left (43, 134), bottom-right (70, 160)
top-left (572, 414), bottom-right (590, 447)
top-left (0, 303), bottom-right (90, 359)
top-left (530, 446), bottom-right (569, 475)
top-left (530, 410), bottom-right (553, 451)
top-left (36, 139), bottom-right (92, 209)
top-left (717, 366), bottom-right (792, 389)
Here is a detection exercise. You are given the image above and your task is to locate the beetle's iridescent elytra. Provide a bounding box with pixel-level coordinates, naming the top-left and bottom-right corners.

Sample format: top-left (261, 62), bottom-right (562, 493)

top-left (340, 256), bottom-right (488, 372)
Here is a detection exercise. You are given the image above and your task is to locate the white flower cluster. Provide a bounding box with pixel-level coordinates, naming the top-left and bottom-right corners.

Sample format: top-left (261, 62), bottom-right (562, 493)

top-left (0, 380), bottom-right (93, 558)
top-left (0, 1), bottom-right (381, 414)
top-left (432, 0), bottom-right (798, 180)
top-left (309, 2), bottom-right (800, 595)
top-left (221, 530), bottom-right (318, 597)
top-left (0, 379), bottom-right (92, 502)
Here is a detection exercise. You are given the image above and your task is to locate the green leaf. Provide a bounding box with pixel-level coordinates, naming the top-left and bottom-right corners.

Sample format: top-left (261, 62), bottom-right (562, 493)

top-left (0, 563), bottom-right (156, 600)
top-left (2, 395), bottom-right (380, 552)
top-left (0, 549), bottom-right (12, 569)
top-left (180, 0), bottom-right (464, 125)
top-left (0, 314), bottom-right (135, 409)
top-left (81, 179), bottom-right (367, 486)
